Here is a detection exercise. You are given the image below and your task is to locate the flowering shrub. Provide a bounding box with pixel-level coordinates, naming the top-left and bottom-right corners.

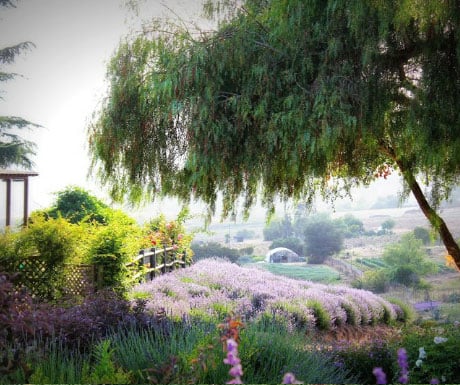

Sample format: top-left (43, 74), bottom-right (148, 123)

top-left (399, 323), bottom-right (460, 384)
top-left (132, 259), bottom-right (400, 330)
top-left (143, 207), bottom-right (193, 262)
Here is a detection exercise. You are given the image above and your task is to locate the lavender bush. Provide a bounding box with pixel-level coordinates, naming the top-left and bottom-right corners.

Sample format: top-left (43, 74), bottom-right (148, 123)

top-left (132, 259), bottom-right (399, 331)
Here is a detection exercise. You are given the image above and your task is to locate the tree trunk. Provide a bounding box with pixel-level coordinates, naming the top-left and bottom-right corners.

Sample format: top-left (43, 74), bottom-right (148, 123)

top-left (397, 162), bottom-right (460, 272)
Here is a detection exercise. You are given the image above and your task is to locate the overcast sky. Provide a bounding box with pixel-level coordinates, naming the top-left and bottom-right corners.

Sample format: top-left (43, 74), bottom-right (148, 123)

top-left (1, 0), bottom-right (407, 225)
top-left (0, 0), bottom-right (210, 221)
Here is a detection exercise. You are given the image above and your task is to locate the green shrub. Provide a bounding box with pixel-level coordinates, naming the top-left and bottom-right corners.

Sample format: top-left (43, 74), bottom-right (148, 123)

top-left (0, 229), bottom-right (20, 268)
top-left (331, 338), bottom-right (397, 384)
top-left (400, 324), bottom-right (460, 384)
top-left (82, 340), bottom-right (132, 384)
top-left (10, 213), bottom-right (86, 299)
top-left (90, 210), bottom-right (144, 294)
top-left (352, 270), bottom-right (388, 293)
top-left (307, 300), bottom-right (331, 330)
top-left (386, 298), bottom-right (416, 324)
top-left (413, 226), bottom-right (431, 245)
top-left (46, 186), bottom-right (108, 224)
top-left (191, 241), bottom-right (240, 263)
top-left (383, 233), bottom-right (438, 281)
top-left (390, 265), bottom-right (421, 287)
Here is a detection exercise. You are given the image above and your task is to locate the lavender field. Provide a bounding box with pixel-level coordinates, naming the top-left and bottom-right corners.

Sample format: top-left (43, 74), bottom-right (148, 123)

top-left (132, 259), bottom-right (400, 330)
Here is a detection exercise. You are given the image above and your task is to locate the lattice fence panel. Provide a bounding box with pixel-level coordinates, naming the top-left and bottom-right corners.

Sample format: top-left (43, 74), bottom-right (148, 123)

top-left (62, 264), bottom-right (95, 297)
top-left (14, 256), bottom-right (57, 299)
top-left (2, 256), bottom-right (96, 300)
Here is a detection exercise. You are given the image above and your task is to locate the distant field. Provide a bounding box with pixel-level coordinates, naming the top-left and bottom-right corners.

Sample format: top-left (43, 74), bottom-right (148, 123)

top-left (247, 262), bottom-right (341, 283)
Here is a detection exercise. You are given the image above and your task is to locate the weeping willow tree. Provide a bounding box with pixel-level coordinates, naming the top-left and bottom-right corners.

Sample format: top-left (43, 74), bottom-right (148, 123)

top-left (89, 0), bottom-right (460, 271)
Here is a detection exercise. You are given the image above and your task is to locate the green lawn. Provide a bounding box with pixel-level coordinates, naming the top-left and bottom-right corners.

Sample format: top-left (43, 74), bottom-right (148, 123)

top-left (248, 262), bottom-right (341, 283)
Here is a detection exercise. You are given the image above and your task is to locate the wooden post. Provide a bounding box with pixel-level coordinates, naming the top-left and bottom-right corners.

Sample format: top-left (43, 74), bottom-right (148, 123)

top-left (150, 247), bottom-right (156, 280)
top-left (162, 245), bottom-right (167, 274)
top-left (23, 177), bottom-right (29, 227)
top-left (182, 251), bottom-right (187, 268)
top-left (5, 178), bottom-right (11, 227)
top-left (138, 249), bottom-right (144, 282)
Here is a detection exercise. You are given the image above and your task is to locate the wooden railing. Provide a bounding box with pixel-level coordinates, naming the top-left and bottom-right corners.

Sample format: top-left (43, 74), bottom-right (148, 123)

top-left (3, 246), bottom-right (190, 300)
top-left (128, 246), bottom-right (188, 282)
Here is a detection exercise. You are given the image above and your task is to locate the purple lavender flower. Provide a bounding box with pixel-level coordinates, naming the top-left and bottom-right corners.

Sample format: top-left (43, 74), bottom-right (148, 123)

top-left (282, 372), bottom-right (303, 384)
top-left (372, 367), bottom-right (387, 384)
top-left (224, 338), bottom-right (243, 384)
top-left (229, 364), bottom-right (243, 377)
top-left (397, 348), bottom-right (409, 384)
top-left (224, 339), bottom-right (241, 366)
top-left (430, 378), bottom-right (440, 384)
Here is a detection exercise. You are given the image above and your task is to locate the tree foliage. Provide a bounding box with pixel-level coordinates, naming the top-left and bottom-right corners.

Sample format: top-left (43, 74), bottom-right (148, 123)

top-left (304, 216), bottom-right (343, 263)
top-left (46, 186), bottom-right (109, 224)
top-left (89, 0), bottom-right (460, 270)
top-left (383, 233), bottom-right (438, 282)
top-left (190, 241), bottom-right (240, 263)
top-left (0, 0), bottom-right (38, 169)
top-left (263, 215), bottom-right (293, 241)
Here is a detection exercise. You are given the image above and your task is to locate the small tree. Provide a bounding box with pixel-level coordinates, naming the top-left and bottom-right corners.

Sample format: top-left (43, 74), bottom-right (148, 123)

top-left (263, 216), bottom-right (293, 241)
top-left (336, 214), bottom-right (364, 238)
top-left (304, 217), bottom-right (344, 264)
top-left (47, 186), bottom-right (108, 224)
top-left (413, 226), bottom-right (431, 246)
top-left (381, 219), bottom-right (396, 234)
top-left (383, 233), bottom-right (437, 287)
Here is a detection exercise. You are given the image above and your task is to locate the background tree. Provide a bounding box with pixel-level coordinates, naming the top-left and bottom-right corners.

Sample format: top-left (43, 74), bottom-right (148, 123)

top-left (413, 226), bottom-right (432, 246)
top-left (304, 216), bottom-right (343, 264)
top-left (382, 233), bottom-right (438, 287)
top-left (335, 214), bottom-right (364, 238)
top-left (190, 241), bottom-right (240, 263)
top-left (0, 0), bottom-right (38, 168)
top-left (381, 219), bottom-right (396, 235)
top-left (89, 0), bottom-right (460, 271)
top-left (46, 186), bottom-right (108, 224)
top-left (262, 215), bottom-right (293, 241)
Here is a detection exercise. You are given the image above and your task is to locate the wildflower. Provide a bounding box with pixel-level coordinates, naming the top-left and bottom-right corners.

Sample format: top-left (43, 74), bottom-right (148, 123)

top-left (224, 338), bottom-right (243, 384)
top-left (229, 364), bottom-right (243, 378)
top-left (223, 339), bottom-right (241, 366)
top-left (415, 359), bottom-right (423, 367)
top-left (397, 348), bottom-right (409, 384)
top-left (433, 336), bottom-right (448, 344)
top-left (282, 372), bottom-right (303, 384)
top-left (430, 378), bottom-right (440, 384)
top-left (418, 347), bottom-right (427, 360)
top-left (372, 367), bottom-right (387, 384)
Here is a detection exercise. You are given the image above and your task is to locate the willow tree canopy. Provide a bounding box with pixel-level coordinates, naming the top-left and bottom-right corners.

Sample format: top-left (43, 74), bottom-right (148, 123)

top-left (89, 0), bottom-right (460, 270)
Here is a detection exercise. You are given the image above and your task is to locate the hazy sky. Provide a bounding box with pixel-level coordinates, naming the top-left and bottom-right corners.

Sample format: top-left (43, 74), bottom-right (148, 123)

top-left (1, 0), bottom-right (208, 219)
top-left (1, 0), bottom-right (407, 224)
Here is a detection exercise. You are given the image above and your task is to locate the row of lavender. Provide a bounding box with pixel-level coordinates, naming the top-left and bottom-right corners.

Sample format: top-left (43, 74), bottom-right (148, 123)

top-left (133, 259), bottom-right (404, 329)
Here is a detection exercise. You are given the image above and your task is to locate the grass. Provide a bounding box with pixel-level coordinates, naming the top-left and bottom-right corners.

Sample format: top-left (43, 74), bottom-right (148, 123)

top-left (249, 262), bottom-right (341, 283)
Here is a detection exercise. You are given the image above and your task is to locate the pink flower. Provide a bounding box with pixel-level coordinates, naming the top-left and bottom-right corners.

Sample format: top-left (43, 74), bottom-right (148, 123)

top-left (224, 338), bottom-right (243, 384)
top-left (282, 372), bottom-right (303, 384)
top-left (229, 364), bottom-right (243, 377)
top-left (373, 367), bottom-right (387, 385)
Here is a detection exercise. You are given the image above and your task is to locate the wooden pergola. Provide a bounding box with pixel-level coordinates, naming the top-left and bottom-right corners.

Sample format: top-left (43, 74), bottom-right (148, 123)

top-left (1, 169), bottom-right (38, 227)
